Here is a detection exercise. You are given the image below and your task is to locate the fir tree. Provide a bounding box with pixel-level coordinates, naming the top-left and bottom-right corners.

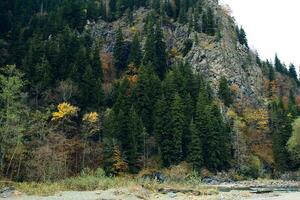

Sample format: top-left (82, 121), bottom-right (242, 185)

top-left (275, 54), bottom-right (285, 73)
top-left (113, 27), bottom-right (127, 75)
top-left (271, 100), bottom-right (292, 171)
top-left (237, 26), bottom-right (248, 48)
top-left (128, 33), bottom-right (142, 67)
top-left (154, 95), bottom-right (170, 156)
top-left (143, 14), bottom-right (167, 79)
top-left (133, 66), bottom-right (161, 133)
top-left (169, 93), bottom-right (185, 164)
top-left (205, 104), bottom-right (231, 171)
top-left (202, 7), bottom-right (216, 35)
top-left (289, 64), bottom-right (298, 81)
top-left (187, 119), bottom-right (203, 170)
top-left (218, 76), bottom-right (232, 106)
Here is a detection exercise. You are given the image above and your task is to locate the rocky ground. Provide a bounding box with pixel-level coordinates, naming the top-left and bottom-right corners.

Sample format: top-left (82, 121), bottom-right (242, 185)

top-left (1, 188), bottom-right (300, 200)
top-left (1, 180), bottom-right (299, 200)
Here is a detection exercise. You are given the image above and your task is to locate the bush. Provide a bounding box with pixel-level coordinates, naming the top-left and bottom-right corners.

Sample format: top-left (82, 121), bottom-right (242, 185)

top-left (238, 156), bottom-right (262, 179)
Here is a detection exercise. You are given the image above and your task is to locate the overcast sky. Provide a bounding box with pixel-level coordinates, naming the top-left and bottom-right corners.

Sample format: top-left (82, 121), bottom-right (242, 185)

top-left (219, 0), bottom-right (300, 69)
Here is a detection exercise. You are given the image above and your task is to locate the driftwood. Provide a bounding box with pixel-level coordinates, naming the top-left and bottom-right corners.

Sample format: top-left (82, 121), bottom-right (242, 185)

top-left (250, 188), bottom-right (273, 193)
top-left (158, 188), bottom-right (202, 196)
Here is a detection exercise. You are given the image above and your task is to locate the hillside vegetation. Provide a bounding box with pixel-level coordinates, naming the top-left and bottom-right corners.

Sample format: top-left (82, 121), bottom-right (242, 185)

top-left (0, 0), bottom-right (299, 183)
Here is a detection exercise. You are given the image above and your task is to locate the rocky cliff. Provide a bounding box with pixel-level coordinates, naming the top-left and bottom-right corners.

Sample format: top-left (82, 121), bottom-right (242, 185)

top-left (86, 1), bottom-right (298, 109)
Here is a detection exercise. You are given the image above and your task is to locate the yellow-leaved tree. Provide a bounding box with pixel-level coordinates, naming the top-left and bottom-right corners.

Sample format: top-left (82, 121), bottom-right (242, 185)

top-left (82, 112), bottom-right (100, 168)
top-left (51, 102), bottom-right (79, 121)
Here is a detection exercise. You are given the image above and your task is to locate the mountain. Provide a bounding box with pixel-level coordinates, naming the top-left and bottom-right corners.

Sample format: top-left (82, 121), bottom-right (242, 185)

top-left (0, 0), bottom-right (299, 181)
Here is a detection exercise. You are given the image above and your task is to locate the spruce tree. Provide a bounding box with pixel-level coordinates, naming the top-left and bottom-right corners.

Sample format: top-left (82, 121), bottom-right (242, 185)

top-left (238, 27), bottom-right (248, 48)
top-left (187, 119), bottom-right (203, 170)
top-left (289, 64), bottom-right (298, 81)
top-left (275, 54), bottom-right (285, 73)
top-left (205, 104), bottom-right (231, 171)
top-left (143, 14), bottom-right (167, 79)
top-left (202, 7), bottom-right (216, 35)
top-left (127, 107), bottom-right (143, 173)
top-left (169, 93), bottom-right (185, 165)
top-left (133, 66), bottom-right (161, 133)
top-left (128, 33), bottom-right (142, 67)
top-left (218, 76), bottom-right (232, 106)
top-left (154, 95), bottom-right (170, 157)
top-left (113, 27), bottom-right (127, 74)
top-left (271, 100), bottom-right (292, 171)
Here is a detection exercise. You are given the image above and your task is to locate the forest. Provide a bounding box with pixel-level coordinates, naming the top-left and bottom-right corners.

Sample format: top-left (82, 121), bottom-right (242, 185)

top-left (0, 0), bottom-right (299, 182)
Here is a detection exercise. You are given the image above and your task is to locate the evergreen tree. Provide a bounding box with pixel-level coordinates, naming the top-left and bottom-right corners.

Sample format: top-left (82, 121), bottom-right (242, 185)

top-left (205, 104), bottom-right (231, 171)
top-left (143, 14), bottom-right (167, 79)
top-left (237, 26), bottom-right (248, 48)
top-left (202, 7), bottom-right (216, 35)
top-left (218, 76), bottom-right (232, 106)
top-left (133, 66), bottom-right (161, 133)
top-left (195, 80), bottom-right (210, 142)
top-left (127, 107), bottom-right (144, 173)
top-left (271, 100), bottom-right (292, 171)
top-left (169, 93), bottom-right (185, 164)
top-left (289, 64), bottom-right (298, 81)
top-left (113, 27), bottom-right (127, 74)
top-left (128, 33), bottom-right (142, 67)
top-left (267, 60), bottom-right (275, 81)
top-left (274, 54), bottom-right (285, 73)
top-left (154, 95), bottom-right (170, 157)
top-left (187, 119), bottom-right (203, 170)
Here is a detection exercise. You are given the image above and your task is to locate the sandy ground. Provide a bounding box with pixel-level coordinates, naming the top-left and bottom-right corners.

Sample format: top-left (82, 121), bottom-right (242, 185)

top-left (1, 189), bottom-right (300, 200)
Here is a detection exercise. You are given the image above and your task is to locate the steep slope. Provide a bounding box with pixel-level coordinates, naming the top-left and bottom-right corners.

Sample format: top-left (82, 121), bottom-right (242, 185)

top-left (85, 0), bottom-right (299, 171)
top-left (87, 2), bottom-right (295, 109)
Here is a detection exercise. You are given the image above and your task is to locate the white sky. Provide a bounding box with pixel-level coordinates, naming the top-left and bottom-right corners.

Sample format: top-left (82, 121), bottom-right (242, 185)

top-left (219, 0), bottom-right (300, 69)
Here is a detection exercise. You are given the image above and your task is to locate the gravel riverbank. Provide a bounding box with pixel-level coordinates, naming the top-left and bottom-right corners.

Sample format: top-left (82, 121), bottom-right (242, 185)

top-left (1, 180), bottom-right (299, 200)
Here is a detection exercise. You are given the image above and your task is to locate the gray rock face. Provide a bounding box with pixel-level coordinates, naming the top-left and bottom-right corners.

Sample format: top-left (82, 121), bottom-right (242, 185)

top-left (85, 4), bottom-right (279, 108)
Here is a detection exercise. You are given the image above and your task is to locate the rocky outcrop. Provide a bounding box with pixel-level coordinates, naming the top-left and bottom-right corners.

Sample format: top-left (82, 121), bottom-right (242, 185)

top-left (86, 2), bottom-right (295, 108)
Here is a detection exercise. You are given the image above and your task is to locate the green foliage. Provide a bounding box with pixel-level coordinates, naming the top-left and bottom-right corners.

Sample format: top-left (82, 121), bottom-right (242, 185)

top-left (187, 119), bottom-right (203, 170)
top-left (169, 93), bottom-right (185, 164)
top-left (202, 7), bottom-right (217, 36)
top-left (113, 28), bottom-right (128, 74)
top-left (288, 117), bottom-right (300, 169)
top-left (218, 76), bottom-right (233, 106)
top-left (133, 66), bottom-right (161, 133)
top-left (128, 33), bottom-right (142, 67)
top-left (289, 64), bottom-right (298, 82)
top-left (143, 13), bottom-right (167, 79)
top-left (236, 26), bottom-right (248, 48)
top-left (271, 100), bottom-right (293, 171)
top-left (0, 65), bottom-right (27, 173)
top-left (274, 54), bottom-right (288, 74)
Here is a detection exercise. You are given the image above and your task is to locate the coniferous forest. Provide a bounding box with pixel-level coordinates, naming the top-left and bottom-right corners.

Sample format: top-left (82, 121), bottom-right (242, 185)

top-left (0, 0), bottom-right (299, 183)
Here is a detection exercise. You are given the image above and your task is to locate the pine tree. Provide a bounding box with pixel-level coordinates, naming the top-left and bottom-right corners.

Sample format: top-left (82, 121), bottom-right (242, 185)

top-left (275, 54), bottom-right (285, 73)
top-left (169, 93), bottom-right (185, 165)
top-left (271, 100), bottom-right (292, 171)
top-left (195, 80), bottom-right (210, 142)
top-left (127, 107), bottom-right (144, 173)
top-left (202, 7), bottom-right (216, 35)
top-left (113, 27), bottom-right (127, 74)
top-left (133, 66), bottom-right (161, 133)
top-left (187, 119), bottom-right (203, 170)
top-left (154, 95), bottom-right (170, 156)
top-left (218, 76), bottom-right (232, 106)
top-left (143, 14), bottom-right (167, 79)
top-left (237, 27), bottom-right (248, 48)
top-left (154, 22), bottom-right (167, 79)
top-left (289, 64), bottom-right (298, 81)
top-left (128, 33), bottom-right (142, 67)
top-left (205, 104), bottom-right (231, 171)
top-left (81, 64), bottom-right (103, 108)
